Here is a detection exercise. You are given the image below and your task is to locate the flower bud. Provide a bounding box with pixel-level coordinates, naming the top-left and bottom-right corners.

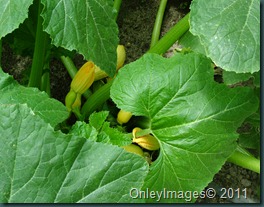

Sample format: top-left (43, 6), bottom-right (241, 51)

top-left (71, 93), bottom-right (82, 111)
top-left (65, 89), bottom-right (77, 111)
top-left (94, 65), bottom-right (108, 81)
top-left (116, 45), bottom-right (126, 70)
top-left (117, 110), bottom-right (132, 125)
top-left (132, 127), bottom-right (160, 151)
top-left (94, 45), bottom-right (126, 81)
top-left (71, 61), bottom-right (95, 94)
top-left (122, 144), bottom-right (144, 157)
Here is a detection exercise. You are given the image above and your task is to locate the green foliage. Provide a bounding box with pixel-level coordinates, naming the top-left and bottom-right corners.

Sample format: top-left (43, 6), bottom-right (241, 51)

top-left (71, 111), bottom-right (132, 146)
top-left (188, 0), bottom-right (260, 73)
top-left (110, 53), bottom-right (258, 202)
top-left (0, 0), bottom-right (118, 77)
top-left (222, 71), bottom-right (260, 86)
top-left (0, 0), bottom-right (34, 38)
top-left (0, 86), bottom-right (148, 203)
top-left (0, 68), bottom-right (68, 127)
top-left (41, 0), bottom-right (118, 77)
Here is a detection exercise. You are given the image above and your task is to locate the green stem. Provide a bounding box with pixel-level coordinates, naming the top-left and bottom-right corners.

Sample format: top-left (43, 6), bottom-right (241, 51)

top-left (81, 80), bottom-right (113, 118)
top-left (60, 56), bottom-right (78, 79)
top-left (150, 0), bottom-right (168, 47)
top-left (40, 64), bottom-right (50, 96)
top-left (227, 149), bottom-right (260, 174)
top-left (148, 12), bottom-right (190, 54)
top-left (113, 0), bottom-right (123, 21)
top-left (28, 0), bottom-right (49, 89)
top-left (60, 55), bottom-right (92, 99)
top-left (0, 39), bottom-right (2, 67)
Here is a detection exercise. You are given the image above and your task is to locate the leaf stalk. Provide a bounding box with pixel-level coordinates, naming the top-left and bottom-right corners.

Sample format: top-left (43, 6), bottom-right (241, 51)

top-left (148, 12), bottom-right (190, 54)
top-left (113, 0), bottom-right (123, 21)
top-left (227, 149), bottom-right (260, 174)
top-left (150, 0), bottom-right (168, 47)
top-left (28, 0), bottom-right (49, 89)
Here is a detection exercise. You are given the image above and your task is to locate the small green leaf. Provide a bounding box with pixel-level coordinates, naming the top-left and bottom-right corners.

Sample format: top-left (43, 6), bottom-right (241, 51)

top-left (110, 53), bottom-right (258, 202)
top-left (70, 121), bottom-right (98, 141)
top-left (0, 0), bottom-right (34, 38)
top-left (97, 121), bottom-right (132, 146)
top-left (41, 0), bottom-right (119, 77)
top-left (190, 0), bottom-right (260, 73)
top-left (0, 68), bottom-right (68, 127)
top-left (89, 111), bottom-right (109, 130)
top-left (0, 104), bottom-right (148, 202)
top-left (71, 111), bottom-right (131, 146)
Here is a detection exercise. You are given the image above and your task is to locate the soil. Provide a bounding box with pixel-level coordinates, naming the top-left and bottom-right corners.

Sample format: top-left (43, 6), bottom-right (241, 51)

top-left (1, 0), bottom-right (260, 203)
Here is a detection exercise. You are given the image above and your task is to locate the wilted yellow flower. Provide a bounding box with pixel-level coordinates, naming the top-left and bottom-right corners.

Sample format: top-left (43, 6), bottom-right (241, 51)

top-left (117, 109), bottom-right (132, 125)
top-left (132, 127), bottom-right (160, 151)
top-left (71, 61), bottom-right (95, 94)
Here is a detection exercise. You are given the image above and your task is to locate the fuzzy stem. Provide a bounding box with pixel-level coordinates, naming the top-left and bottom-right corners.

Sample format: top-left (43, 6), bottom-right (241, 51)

top-left (113, 0), bottom-right (123, 21)
top-left (148, 12), bottom-right (190, 54)
top-left (28, 0), bottom-right (48, 89)
top-left (227, 149), bottom-right (260, 174)
top-left (150, 0), bottom-right (168, 47)
top-left (81, 80), bottom-right (113, 118)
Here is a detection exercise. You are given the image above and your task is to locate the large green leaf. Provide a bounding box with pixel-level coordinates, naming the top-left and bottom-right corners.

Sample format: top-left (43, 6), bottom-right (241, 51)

top-left (41, 0), bottom-right (118, 77)
top-left (0, 68), bottom-right (68, 127)
top-left (0, 103), bottom-right (148, 202)
top-left (190, 0), bottom-right (260, 73)
top-left (0, 0), bottom-right (34, 38)
top-left (110, 53), bottom-right (258, 202)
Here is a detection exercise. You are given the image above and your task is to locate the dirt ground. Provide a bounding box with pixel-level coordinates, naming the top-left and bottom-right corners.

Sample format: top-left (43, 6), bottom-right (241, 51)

top-left (1, 0), bottom-right (260, 203)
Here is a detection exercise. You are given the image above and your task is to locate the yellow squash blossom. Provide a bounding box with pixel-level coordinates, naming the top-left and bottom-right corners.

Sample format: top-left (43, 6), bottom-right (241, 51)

top-left (132, 127), bottom-right (160, 151)
top-left (71, 61), bottom-right (95, 94)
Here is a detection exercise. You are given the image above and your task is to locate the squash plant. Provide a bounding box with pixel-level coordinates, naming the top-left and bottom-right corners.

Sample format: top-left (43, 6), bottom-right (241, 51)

top-left (0, 0), bottom-right (260, 203)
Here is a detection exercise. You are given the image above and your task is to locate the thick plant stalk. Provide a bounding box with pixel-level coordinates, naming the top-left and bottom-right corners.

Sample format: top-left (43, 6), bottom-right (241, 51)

top-left (81, 80), bottom-right (113, 118)
top-left (60, 56), bottom-right (77, 79)
top-left (148, 12), bottom-right (190, 54)
top-left (28, 0), bottom-right (49, 89)
top-left (40, 65), bottom-right (50, 96)
top-left (150, 0), bottom-right (168, 47)
top-left (227, 149), bottom-right (260, 174)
